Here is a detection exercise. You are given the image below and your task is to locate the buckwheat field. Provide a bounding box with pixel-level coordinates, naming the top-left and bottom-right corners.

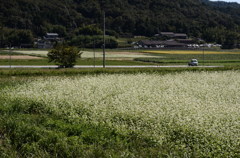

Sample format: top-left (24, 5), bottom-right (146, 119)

top-left (1, 71), bottom-right (240, 157)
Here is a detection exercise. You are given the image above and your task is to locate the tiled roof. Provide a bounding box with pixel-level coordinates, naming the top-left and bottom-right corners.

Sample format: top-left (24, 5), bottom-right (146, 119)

top-left (174, 33), bottom-right (187, 37)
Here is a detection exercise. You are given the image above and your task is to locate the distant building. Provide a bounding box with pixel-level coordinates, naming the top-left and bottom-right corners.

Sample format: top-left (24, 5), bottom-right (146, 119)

top-left (176, 39), bottom-right (195, 44)
top-left (36, 33), bottom-right (63, 49)
top-left (138, 40), bottom-right (164, 48)
top-left (173, 33), bottom-right (187, 39)
top-left (163, 40), bottom-right (187, 48)
top-left (137, 40), bottom-right (186, 48)
top-left (44, 33), bottom-right (59, 40)
top-left (160, 32), bottom-right (175, 38)
top-left (36, 39), bottom-right (53, 49)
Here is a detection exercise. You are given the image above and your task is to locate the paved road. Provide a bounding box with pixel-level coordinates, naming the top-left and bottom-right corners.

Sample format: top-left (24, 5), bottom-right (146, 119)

top-left (0, 65), bottom-right (224, 68)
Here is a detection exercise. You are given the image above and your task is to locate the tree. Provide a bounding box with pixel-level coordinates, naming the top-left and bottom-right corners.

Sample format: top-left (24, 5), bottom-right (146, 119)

top-left (47, 45), bottom-right (82, 68)
top-left (69, 35), bottom-right (118, 48)
top-left (221, 31), bottom-right (239, 49)
top-left (76, 25), bottom-right (103, 36)
top-left (50, 25), bottom-right (67, 37)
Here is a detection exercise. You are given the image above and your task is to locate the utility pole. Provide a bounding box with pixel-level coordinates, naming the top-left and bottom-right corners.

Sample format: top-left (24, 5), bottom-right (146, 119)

top-left (93, 40), bottom-right (96, 68)
top-left (9, 43), bottom-right (12, 68)
top-left (103, 11), bottom-right (106, 68)
top-left (202, 46), bottom-right (205, 66)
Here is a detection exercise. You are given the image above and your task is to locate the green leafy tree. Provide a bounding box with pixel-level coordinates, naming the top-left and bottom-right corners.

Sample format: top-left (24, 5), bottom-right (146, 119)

top-left (76, 25), bottom-right (103, 36)
top-left (1, 28), bottom-right (33, 47)
top-left (48, 45), bottom-right (82, 68)
top-left (221, 32), bottom-right (239, 49)
top-left (50, 25), bottom-right (67, 37)
top-left (69, 35), bottom-right (118, 48)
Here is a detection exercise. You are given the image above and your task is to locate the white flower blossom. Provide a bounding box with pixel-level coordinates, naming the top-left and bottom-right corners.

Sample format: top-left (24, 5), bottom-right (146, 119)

top-left (2, 71), bottom-right (240, 149)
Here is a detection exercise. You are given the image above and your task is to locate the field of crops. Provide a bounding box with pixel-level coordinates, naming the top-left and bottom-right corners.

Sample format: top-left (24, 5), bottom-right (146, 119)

top-left (12, 50), bottom-right (158, 58)
top-left (135, 53), bottom-right (240, 66)
top-left (1, 49), bottom-right (239, 66)
top-left (0, 71), bottom-right (239, 157)
top-left (0, 50), bottom-right (157, 66)
top-left (143, 50), bottom-right (240, 54)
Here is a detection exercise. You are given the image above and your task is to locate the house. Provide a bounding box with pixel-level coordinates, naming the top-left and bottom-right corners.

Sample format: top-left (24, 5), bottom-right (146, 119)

top-left (162, 40), bottom-right (187, 48)
top-left (137, 40), bottom-right (186, 48)
top-left (44, 33), bottom-right (59, 40)
top-left (176, 39), bottom-right (195, 44)
top-left (36, 39), bottom-right (53, 49)
top-left (137, 40), bottom-right (164, 48)
top-left (173, 33), bottom-right (187, 39)
top-left (160, 32), bottom-right (175, 38)
top-left (36, 33), bottom-right (63, 49)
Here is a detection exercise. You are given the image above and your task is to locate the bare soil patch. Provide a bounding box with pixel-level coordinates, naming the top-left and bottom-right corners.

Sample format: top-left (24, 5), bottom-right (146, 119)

top-left (0, 55), bottom-right (43, 59)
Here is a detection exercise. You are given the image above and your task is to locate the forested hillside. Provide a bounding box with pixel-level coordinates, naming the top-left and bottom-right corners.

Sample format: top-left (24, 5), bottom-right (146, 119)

top-left (0, 0), bottom-right (239, 48)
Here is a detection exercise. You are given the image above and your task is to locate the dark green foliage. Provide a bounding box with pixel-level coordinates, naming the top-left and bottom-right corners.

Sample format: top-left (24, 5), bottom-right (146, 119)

top-left (221, 32), bottom-right (240, 49)
top-left (0, 28), bottom-right (33, 47)
top-left (203, 27), bottom-right (240, 48)
top-left (0, 0), bottom-right (240, 48)
top-left (75, 25), bottom-right (103, 36)
top-left (47, 45), bottom-right (82, 68)
top-left (69, 35), bottom-right (118, 48)
top-left (105, 38), bottom-right (118, 48)
top-left (49, 25), bottom-right (67, 37)
top-left (69, 35), bottom-right (102, 48)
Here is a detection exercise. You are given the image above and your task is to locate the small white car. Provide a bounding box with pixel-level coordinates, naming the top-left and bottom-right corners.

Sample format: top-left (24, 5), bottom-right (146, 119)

top-left (188, 59), bottom-right (198, 66)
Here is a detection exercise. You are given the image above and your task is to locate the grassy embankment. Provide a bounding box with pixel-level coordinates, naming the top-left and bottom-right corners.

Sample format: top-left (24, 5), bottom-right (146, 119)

top-left (0, 65), bottom-right (240, 77)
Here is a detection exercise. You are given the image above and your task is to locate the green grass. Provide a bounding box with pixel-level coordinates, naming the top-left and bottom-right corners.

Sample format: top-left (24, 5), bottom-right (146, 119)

top-left (78, 58), bottom-right (156, 65)
top-left (0, 51), bottom-right (23, 55)
top-left (143, 53), bottom-right (240, 60)
top-left (0, 58), bottom-right (156, 66)
top-left (0, 66), bottom-right (240, 77)
top-left (0, 59), bottom-right (52, 65)
top-left (0, 101), bottom-right (162, 157)
top-left (135, 53), bottom-right (240, 66)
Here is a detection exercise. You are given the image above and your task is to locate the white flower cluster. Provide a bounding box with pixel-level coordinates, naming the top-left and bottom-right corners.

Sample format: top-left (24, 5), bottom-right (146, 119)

top-left (3, 71), bottom-right (240, 148)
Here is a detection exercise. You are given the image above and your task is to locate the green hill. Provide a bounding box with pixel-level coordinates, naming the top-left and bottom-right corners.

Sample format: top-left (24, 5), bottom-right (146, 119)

top-left (0, 0), bottom-right (239, 48)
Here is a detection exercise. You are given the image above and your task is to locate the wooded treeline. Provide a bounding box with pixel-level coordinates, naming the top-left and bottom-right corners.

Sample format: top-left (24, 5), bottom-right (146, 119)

top-left (0, 0), bottom-right (239, 48)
